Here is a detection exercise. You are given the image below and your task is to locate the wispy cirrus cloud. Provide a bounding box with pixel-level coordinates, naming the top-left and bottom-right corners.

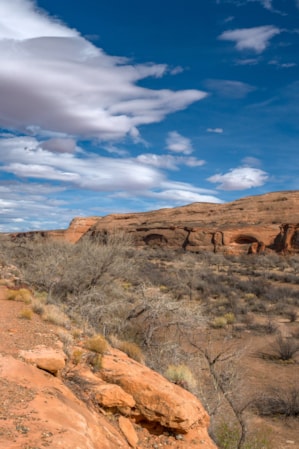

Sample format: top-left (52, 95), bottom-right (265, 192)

top-left (207, 128), bottom-right (224, 134)
top-left (219, 25), bottom-right (281, 53)
top-left (204, 79), bottom-right (255, 98)
top-left (207, 166), bottom-right (268, 190)
top-left (247, 0), bottom-right (286, 15)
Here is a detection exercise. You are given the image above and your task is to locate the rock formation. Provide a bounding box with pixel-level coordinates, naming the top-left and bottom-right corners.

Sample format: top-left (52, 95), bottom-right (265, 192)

top-left (7, 191), bottom-right (299, 254)
top-left (0, 284), bottom-right (217, 449)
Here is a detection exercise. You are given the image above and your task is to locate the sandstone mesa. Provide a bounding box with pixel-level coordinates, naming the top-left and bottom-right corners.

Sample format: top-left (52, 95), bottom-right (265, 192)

top-left (9, 191), bottom-right (299, 255)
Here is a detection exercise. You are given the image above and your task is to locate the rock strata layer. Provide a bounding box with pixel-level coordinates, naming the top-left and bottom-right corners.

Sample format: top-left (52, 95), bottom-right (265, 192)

top-left (8, 191), bottom-right (299, 254)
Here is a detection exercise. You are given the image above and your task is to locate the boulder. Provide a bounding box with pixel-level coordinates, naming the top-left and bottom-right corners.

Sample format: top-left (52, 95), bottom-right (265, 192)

top-left (20, 346), bottom-right (66, 375)
top-left (93, 383), bottom-right (136, 409)
top-left (100, 349), bottom-right (209, 433)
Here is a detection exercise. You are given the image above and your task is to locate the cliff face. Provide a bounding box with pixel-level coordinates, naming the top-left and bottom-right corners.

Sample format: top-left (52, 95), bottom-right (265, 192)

top-left (8, 191), bottom-right (299, 254)
top-left (74, 191), bottom-right (299, 254)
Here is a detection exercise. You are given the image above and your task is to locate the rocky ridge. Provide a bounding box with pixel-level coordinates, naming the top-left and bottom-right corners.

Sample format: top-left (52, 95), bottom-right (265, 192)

top-left (10, 191), bottom-right (299, 255)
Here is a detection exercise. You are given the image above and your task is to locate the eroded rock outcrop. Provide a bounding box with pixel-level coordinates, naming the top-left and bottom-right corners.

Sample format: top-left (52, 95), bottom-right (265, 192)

top-left (100, 348), bottom-right (209, 433)
top-left (0, 354), bottom-right (131, 449)
top-left (0, 292), bottom-right (217, 449)
top-left (7, 191), bottom-right (299, 254)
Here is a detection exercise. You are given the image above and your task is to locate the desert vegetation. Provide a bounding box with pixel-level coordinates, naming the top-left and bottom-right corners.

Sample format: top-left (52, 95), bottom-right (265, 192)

top-left (0, 233), bottom-right (298, 448)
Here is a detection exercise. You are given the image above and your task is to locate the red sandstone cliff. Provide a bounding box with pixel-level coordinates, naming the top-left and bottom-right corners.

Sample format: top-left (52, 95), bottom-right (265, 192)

top-left (8, 191), bottom-right (299, 254)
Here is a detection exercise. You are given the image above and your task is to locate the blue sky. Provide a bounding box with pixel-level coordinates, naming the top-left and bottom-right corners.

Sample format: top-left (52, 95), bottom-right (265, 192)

top-left (0, 0), bottom-right (298, 231)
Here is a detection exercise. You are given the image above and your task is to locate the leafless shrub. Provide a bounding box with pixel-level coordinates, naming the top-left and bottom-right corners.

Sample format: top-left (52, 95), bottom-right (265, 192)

top-left (284, 308), bottom-right (298, 323)
top-left (259, 334), bottom-right (299, 361)
top-left (247, 319), bottom-right (278, 335)
top-left (273, 335), bottom-right (299, 360)
top-left (253, 387), bottom-right (299, 417)
top-left (1, 232), bottom-right (135, 299)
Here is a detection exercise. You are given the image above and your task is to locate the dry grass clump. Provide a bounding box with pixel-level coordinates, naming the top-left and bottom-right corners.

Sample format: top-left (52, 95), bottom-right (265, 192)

top-left (31, 292), bottom-right (48, 315)
top-left (7, 288), bottom-right (32, 304)
top-left (211, 316), bottom-right (228, 329)
top-left (164, 364), bottom-right (196, 391)
top-left (19, 308), bottom-right (33, 320)
top-left (42, 304), bottom-right (70, 328)
top-left (84, 334), bottom-right (109, 354)
top-left (86, 353), bottom-right (103, 372)
top-left (223, 312), bottom-right (235, 324)
top-left (72, 348), bottom-right (84, 365)
top-left (109, 335), bottom-right (144, 363)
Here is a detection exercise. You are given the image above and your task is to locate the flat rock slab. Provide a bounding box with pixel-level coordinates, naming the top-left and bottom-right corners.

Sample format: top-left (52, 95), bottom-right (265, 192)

top-left (20, 346), bottom-right (66, 374)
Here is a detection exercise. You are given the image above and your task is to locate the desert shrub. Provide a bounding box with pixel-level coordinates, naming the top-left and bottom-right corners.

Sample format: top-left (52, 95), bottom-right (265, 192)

top-left (31, 299), bottom-right (45, 316)
top-left (87, 353), bottom-right (102, 372)
top-left (2, 232), bottom-right (135, 300)
top-left (31, 291), bottom-right (47, 315)
top-left (291, 327), bottom-right (299, 339)
top-left (214, 421), bottom-right (240, 449)
top-left (164, 364), bottom-right (196, 391)
top-left (42, 304), bottom-right (70, 328)
top-left (84, 334), bottom-right (109, 354)
top-left (263, 286), bottom-right (296, 303)
top-left (7, 288), bottom-right (32, 303)
top-left (109, 335), bottom-right (144, 363)
top-left (254, 387), bottom-right (299, 417)
top-left (19, 308), bottom-right (33, 320)
top-left (224, 312), bottom-right (236, 324)
top-left (72, 348), bottom-right (84, 365)
top-left (215, 421), bottom-right (271, 449)
top-left (57, 330), bottom-right (74, 357)
top-left (259, 334), bottom-right (299, 361)
top-left (284, 308), bottom-right (298, 323)
top-left (211, 316), bottom-right (227, 328)
top-left (271, 334), bottom-right (299, 361)
top-left (247, 319), bottom-right (278, 335)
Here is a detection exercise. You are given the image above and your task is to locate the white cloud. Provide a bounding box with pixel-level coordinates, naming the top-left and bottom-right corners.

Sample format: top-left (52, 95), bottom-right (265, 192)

top-left (219, 25), bottom-right (281, 53)
top-left (169, 66), bottom-right (184, 75)
top-left (248, 0), bottom-right (286, 14)
top-left (39, 138), bottom-right (78, 153)
top-left (0, 0), bottom-right (78, 41)
top-left (207, 128), bottom-right (223, 134)
top-left (224, 16), bottom-right (235, 23)
top-left (235, 58), bottom-right (260, 65)
top-left (241, 157), bottom-right (262, 167)
top-left (166, 131), bottom-right (194, 154)
top-left (254, 0), bottom-right (273, 10)
top-left (207, 166), bottom-right (268, 190)
top-left (205, 79), bottom-right (255, 98)
top-left (0, 136), bottom-right (165, 191)
top-left (148, 189), bottom-right (223, 204)
top-left (268, 60), bottom-right (297, 68)
top-left (138, 181), bottom-right (223, 204)
top-left (0, 0), bottom-right (207, 142)
top-left (136, 153), bottom-right (205, 169)
top-left (0, 180), bottom-right (74, 232)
